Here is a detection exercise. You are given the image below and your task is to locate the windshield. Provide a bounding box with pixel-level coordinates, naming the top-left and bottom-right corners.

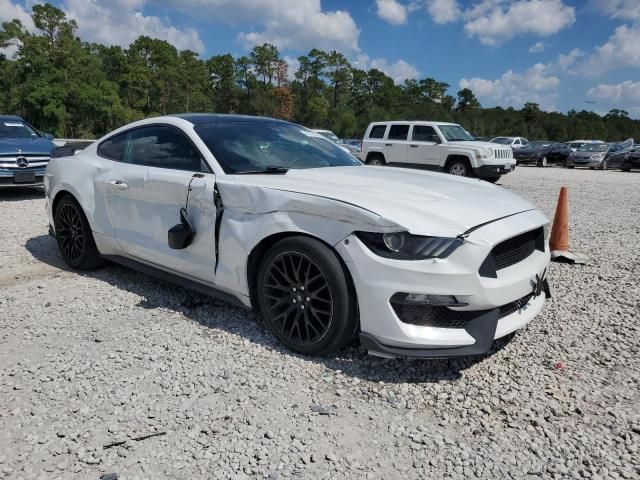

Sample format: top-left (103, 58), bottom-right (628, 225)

top-left (491, 137), bottom-right (512, 145)
top-left (438, 124), bottom-right (475, 142)
top-left (578, 144), bottom-right (608, 152)
top-left (0, 120), bottom-right (40, 139)
top-left (528, 141), bottom-right (553, 149)
top-left (195, 122), bottom-right (361, 174)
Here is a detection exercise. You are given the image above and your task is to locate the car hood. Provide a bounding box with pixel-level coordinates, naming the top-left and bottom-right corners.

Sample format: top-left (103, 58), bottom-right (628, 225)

top-left (224, 166), bottom-right (536, 237)
top-left (516, 147), bottom-right (549, 154)
top-left (573, 150), bottom-right (604, 158)
top-left (449, 140), bottom-right (499, 150)
top-left (0, 137), bottom-right (56, 155)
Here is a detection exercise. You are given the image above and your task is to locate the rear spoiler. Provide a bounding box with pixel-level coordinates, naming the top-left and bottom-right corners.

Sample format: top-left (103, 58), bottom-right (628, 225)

top-left (51, 140), bottom-right (95, 158)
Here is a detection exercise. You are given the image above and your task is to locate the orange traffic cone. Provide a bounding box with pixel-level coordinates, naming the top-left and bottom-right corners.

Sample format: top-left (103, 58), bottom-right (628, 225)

top-left (549, 187), bottom-right (569, 251)
top-left (549, 187), bottom-right (588, 264)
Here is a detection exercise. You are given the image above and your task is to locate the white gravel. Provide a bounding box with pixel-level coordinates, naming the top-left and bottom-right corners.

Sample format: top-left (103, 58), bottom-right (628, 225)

top-left (1, 167), bottom-right (639, 480)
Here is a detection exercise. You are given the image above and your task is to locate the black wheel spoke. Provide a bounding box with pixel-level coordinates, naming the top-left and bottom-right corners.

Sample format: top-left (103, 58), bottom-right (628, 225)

top-left (261, 251), bottom-right (334, 346)
top-left (56, 203), bottom-right (85, 263)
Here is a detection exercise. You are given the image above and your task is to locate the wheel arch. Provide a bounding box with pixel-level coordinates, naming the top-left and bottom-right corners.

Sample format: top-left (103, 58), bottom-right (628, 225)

top-left (365, 151), bottom-right (386, 163)
top-left (444, 154), bottom-right (474, 170)
top-left (246, 231), bottom-right (359, 318)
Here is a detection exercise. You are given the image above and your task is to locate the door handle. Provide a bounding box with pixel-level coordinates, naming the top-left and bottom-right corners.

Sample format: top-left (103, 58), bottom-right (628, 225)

top-left (410, 144), bottom-right (419, 148)
top-left (385, 143), bottom-right (392, 146)
top-left (109, 180), bottom-right (129, 189)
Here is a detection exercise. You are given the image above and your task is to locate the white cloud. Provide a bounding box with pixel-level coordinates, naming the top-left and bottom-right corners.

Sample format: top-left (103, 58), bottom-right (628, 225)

top-left (460, 63), bottom-right (560, 110)
top-left (588, 0), bottom-right (640, 22)
top-left (529, 41), bottom-right (545, 53)
top-left (424, 0), bottom-right (461, 24)
top-left (575, 24), bottom-right (640, 75)
top-left (353, 53), bottom-right (419, 83)
top-left (0, 0), bottom-right (35, 30)
top-left (463, 0), bottom-right (575, 46)
top-left (556, 48), bottom-right (584, 71)
top-left (588, 80), bottom-right (640, 105)
top-left (0, 0), bottom-right (36, 58)
top-left (283, 55), bottom-right (300, 81)
top-left (376, 0), bottom-right (408, 25)
top-left (63, 0), bottom-right (204, 52)
top-left (155, 0), bottom-right (360, 53)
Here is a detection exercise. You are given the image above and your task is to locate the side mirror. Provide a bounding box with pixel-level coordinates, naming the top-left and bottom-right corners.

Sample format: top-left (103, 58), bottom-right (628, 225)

top-left (168, 208), bottom-right (195, 249)
top-left (430, 135), bottom-right (442, 144)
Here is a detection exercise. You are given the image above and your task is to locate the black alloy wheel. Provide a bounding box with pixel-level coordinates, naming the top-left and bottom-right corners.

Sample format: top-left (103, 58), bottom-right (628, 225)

top-left (256, 237), bottom-right (357, 355)
top-left (54, 195), bottom-right (103, 270)
top-left (56, 202), bottom-right (85, 263)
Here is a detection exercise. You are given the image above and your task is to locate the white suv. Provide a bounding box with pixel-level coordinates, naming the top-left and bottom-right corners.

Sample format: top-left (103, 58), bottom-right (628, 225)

top-left (360, 121), bottom-right (515, 182)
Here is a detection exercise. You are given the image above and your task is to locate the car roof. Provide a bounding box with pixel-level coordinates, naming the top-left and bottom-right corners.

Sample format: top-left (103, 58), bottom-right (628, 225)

top-left (0, 115), bottom-right (25, 121)
top-left (169, 113), bottom-right (291, 125)
top-left (368, 120), bottom-right (458, 126)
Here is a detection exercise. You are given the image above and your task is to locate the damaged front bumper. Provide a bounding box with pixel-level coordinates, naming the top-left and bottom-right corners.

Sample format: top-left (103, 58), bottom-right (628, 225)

top-left (336, 209), bottom-right (551, 358)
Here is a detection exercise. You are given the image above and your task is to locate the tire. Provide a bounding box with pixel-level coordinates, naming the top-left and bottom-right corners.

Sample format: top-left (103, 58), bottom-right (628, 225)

top-left (538, 156), bottom-right (548, 168)
top-left (485, 176), bottom-right (501, 183)
top-left (446, 158), bottom-right (473, 177)
top-left (366, 154), bottom-right (386, 166)
top-left (54, 195), bottom-right (103, 270)
top-left (256, 236), bottom-right (358, 356)
top-left (567, 166), bottom-right (575, 169)
top-left (621, 168), bottom-right (631, 172)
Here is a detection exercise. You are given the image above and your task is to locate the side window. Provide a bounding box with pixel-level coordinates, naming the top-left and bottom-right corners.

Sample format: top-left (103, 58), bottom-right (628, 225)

top-left (98, 133), bottom-right (127, 161)
top-left (514, 139), bottom-right (521, 145)
top-left (412, 125), bottom-right (439, 143)
top-left (126, 126), bottom-right (205, 172)
top-left (388, 124), bottom-right (409, 141)
top-left (369, 125), bottom-right (387, 139)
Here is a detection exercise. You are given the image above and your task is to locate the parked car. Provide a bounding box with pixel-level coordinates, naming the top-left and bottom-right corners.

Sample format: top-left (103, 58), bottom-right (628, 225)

top-left (620, 145), bottom-right (640, 171)
top-left (513, 141), bottom-right (572, 167)
top-left (360, 121), bottom-right (515, 182)
top-left (490, 136), bottom-right (529, 149)
top-left (0, 115), bottom-right (56, 187)
top-left (566, 139), bottom-right (633, 169)
top-left (565, 139), bottom-right (604, 152)
top-left (45, 114), bottom-right (551, 358)
top-left (311, 129), bottom-right (360, 156)
top-left (343, 138), bottom-right (362, 151)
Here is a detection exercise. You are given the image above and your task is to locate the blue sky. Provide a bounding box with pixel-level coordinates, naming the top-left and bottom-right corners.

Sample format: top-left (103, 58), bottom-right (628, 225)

top-left (2, 0), bottom-right (640, 116)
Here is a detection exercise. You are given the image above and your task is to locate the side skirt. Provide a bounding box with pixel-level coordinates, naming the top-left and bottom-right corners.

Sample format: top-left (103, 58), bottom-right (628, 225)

top-left (102, 254), bottom-right (249, 309)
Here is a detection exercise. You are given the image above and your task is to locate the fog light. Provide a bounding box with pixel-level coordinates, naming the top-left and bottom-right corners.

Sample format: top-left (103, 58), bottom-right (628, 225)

top-left (391, 293), bottom-right (467, 306)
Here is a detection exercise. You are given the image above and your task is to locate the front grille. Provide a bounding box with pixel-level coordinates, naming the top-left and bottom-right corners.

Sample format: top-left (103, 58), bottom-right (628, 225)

top-left (0, 155), bottom-right (51, 170)
top-left (494, 149), bottom-right (511, 160)
top-left (498, 293), bottom-right (534, 319)
top-left (391, 292), bottom-right (536, 329)
top-left (479, 227), bottom-right (544, 278)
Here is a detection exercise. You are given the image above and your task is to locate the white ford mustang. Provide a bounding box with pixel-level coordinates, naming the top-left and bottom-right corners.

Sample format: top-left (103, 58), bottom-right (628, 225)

top-left (44, 114), bottom-right (551, 358)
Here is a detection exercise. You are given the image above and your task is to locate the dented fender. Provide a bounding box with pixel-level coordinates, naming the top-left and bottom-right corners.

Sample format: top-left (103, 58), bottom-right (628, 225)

top-left (212, 180), bottom-right (406, 299)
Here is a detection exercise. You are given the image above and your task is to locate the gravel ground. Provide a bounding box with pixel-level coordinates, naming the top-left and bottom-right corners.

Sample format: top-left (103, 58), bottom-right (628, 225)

top-left (0, 167), bottom-right (638, 480)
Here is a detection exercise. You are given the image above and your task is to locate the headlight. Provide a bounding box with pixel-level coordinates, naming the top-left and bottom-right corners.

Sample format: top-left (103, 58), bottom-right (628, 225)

top-left (356, 232), bottom-right (463, 260)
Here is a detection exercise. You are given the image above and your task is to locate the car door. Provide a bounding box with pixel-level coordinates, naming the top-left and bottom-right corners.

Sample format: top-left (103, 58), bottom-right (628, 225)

top-left (104, 124), bottom-right (218, 284)
top-left (384, 124), bottom-right (410, 164)
top-left (407, 125), bottom-right (443, 168)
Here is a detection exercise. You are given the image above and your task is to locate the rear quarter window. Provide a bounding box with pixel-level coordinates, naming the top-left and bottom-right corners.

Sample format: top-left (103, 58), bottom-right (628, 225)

top-left (98, 133), bottom-right (127, 161)
top-left (368, 125), bottom-right (387, 139)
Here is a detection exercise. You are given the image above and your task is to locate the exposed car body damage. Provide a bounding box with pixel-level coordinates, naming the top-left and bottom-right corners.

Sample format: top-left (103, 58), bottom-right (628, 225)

top-left (46, 114), bottom-right (551, 358)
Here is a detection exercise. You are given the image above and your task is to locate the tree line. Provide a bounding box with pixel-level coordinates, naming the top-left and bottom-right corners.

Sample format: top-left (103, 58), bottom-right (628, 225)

top-left (1, 3), bottom-right (639, 141)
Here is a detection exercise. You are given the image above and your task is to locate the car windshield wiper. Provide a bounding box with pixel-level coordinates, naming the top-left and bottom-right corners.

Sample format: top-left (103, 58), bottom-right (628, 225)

top-left (235, 166), bottom-right (290, 175)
